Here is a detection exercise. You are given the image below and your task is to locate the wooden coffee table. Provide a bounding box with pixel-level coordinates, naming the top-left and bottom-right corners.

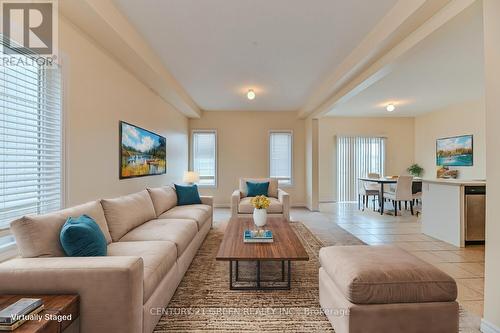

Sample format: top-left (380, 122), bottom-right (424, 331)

top-left (216, 217), bottom-right (309, 290)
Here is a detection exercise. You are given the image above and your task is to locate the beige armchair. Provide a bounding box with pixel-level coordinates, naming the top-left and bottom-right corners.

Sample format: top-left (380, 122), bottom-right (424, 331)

top-left (231, 178), bottom-right (290, 222)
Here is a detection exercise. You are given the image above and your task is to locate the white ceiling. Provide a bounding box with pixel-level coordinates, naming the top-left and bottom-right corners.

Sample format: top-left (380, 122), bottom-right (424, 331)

top-left (326, 1), bottom-right (485, 117)
top-left (113, 0), bottom-right (398, 111)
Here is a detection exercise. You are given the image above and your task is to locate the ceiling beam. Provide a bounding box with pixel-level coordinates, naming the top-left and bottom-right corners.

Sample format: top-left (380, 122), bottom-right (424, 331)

top-left (309, 0), bottom-right (477, 119)
top-left (59, 0), bottom-right (202, 118)
top-left (298, 0), bottom-right (456, 119)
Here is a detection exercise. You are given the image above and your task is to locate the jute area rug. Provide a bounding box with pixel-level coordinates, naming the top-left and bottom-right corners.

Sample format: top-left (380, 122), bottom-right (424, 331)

top-left (154, 221), bottom-right (481, 332)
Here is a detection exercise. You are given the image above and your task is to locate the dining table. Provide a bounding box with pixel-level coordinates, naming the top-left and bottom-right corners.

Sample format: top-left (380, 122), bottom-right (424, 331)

top-left (359, 177), bottom-right (423, 215)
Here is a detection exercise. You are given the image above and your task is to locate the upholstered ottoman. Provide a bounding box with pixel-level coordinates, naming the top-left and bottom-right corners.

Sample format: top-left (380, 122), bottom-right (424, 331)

top-left (318, 245), bottom-right (459, 333)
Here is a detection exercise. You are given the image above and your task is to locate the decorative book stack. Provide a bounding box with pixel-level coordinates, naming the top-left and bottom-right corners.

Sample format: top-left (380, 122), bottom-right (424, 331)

top-left (243, 229), bottom-right (273, 243)
top-left (0, 298), bottom-right (44, 331)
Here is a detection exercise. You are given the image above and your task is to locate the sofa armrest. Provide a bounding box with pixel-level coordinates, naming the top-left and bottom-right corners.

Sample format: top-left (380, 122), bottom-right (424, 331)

top-left (278, 188), bottom-right (290, 222)
top-left (231, 190), bottom-right (241, 218)
top-left (200, 196), bottom-right (213, 207)
top-left (0, 256), bottom-right (143, 333)
top-left (200, 196), bottom-right (214, 227)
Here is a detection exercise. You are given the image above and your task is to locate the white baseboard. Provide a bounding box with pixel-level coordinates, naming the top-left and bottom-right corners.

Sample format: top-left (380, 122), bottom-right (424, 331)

top-left (481, 319), bottom-right (500, 333)
top-left (213, 204), bottom-right (230, 208)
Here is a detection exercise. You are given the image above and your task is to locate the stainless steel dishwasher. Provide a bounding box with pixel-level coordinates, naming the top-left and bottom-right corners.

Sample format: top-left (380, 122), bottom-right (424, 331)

top-left (464, 186), bottom-right (486, 244)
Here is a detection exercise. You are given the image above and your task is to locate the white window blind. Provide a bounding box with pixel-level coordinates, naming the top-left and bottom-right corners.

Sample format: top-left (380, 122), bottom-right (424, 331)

top-left (337, 136), bottom-right (386, 202)
top-left (269, 131), bottom-right (292, 186)
top-left (192, 130), bottom-right (216, 187)
top-left (0, 43), bottom-right (63, 253)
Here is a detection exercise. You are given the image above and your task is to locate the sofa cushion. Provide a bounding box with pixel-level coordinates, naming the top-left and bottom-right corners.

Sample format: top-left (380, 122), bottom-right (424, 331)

top-left (174, 184), bottom-right (202, 206)
top-left (10, 200), bottom-right (111, 258)
top-left (239, 178), bottom-right (278, 198)
top-left (119, 219), bottom-right (198, 256)
top-left (60, 215), bottom-right (107, 257)
top-left (246, 181), bottom-right (269, 197)
top-left (158, 205), bottom-right (211, 230)
top-left (319, 245), bottom-right (457, 304)
top-left (107, 240), bottom-right (177, 302)
top-left (147, 186), bottom-right (177, 216)
top-left (101, 190), bottom-right (156, 242)
top-left (238, 197), bottom-right (283, 214)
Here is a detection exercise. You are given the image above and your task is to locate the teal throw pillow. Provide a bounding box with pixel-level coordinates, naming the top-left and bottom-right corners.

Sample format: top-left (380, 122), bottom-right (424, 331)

top-left (174, 184), bottom-right (202, 205)
top-left (246, 181), bottom-right (269, 197)
top-left (60, 214), bottom-right (107, 257)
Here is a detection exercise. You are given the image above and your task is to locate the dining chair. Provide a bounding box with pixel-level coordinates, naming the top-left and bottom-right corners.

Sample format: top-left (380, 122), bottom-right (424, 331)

top-left (383, 175), bottom-right (414, 216)
top-left (413, 191), bottom-right (422, 206)
top-left (358, 173), bottom-right (380, 211)
top-left (412, 181), bottom-right (422, 206)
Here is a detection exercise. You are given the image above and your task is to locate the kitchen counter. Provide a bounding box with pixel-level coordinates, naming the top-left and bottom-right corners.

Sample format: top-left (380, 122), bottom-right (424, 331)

top-left (422, 179), bottom-right (486, 186)
top-left (421, 179), bottom-right (486, 247)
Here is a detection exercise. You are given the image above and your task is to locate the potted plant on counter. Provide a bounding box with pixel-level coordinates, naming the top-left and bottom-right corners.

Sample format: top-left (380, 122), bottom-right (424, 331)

top-left (407, 164), bottom-right (424, 177)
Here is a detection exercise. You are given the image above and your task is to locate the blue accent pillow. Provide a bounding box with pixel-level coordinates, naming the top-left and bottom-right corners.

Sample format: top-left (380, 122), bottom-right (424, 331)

top-left (175, 184), bottom-right (202, 205)
top-left (247, 181), bottom-right (269, 197)
top-left (60, 215), bottom-right (107, 257)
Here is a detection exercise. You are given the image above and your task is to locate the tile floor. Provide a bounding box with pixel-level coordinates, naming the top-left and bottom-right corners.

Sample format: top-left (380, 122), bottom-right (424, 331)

top-left (214, 203), bottom-right (485, 317)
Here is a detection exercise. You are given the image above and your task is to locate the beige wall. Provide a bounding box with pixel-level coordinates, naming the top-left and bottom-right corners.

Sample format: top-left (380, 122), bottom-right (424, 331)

top-left (482, 0), bottom-right (500, 330)
top-left (414, 100), bottom-right (486, 180)
top-left (319, 117), bottom-right (415, 202)
top-left (188, 111), bottom-right (306, 206)
top-left (60, 17), bottom-right (189, 206)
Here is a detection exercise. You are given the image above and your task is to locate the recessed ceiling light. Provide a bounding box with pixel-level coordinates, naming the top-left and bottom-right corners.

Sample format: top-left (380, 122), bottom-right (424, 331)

top-left (247, 89), bottom-right (256, 100)
top-left (386, 104), bottom-right (395, 112)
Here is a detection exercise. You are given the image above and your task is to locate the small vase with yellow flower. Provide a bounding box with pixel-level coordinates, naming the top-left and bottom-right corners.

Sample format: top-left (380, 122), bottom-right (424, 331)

top-left (250, 195), bottom-right (270, 228)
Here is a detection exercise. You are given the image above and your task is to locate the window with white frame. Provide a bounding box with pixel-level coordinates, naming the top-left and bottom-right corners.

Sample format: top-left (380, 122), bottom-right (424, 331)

top-left (0, 42), bottom-right (63, 254)
top-left (269, 131), bottom-right (293, 186)
top-left (191, 130), bottom-right (217, 187)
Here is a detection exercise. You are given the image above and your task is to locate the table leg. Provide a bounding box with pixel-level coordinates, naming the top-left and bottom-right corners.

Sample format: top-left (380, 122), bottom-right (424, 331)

top-left (229, 261), bottom-right (233, 290)
top-left (256, 261), bottom-right (261, 288)
top-left (380, 183), bottom-right (385, 215)
top-left (287, 260), bottom-right (291, 289)
top-left (228, 260), bottom-right (291, 290)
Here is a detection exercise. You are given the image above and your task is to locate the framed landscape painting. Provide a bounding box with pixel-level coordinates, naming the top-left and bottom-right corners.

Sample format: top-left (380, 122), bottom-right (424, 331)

top-left (119, 121), bottom-right (166, 179)
top-left (436, 135), bottom-right (473, 167)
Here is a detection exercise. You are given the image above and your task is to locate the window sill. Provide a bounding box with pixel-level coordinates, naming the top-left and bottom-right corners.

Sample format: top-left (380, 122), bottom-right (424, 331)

top-left (0, 244), bottom-right (17, 263)
top-left (198, 185), bottom-right (217, 189)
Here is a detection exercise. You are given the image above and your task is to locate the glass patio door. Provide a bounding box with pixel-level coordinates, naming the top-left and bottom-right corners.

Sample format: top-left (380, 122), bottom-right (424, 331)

top-left (337, 136), bottom-right (386, 202)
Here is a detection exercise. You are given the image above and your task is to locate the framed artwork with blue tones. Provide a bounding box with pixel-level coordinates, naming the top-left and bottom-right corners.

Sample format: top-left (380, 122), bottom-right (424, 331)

top-left (119, 121), bottom-right (166, 179)
top-left (436, 135), bottom-right (473, 167)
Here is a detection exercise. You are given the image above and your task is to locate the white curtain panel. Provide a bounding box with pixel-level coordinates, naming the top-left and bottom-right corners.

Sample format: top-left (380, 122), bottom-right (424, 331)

top-left (337, 136), bottom-right (386, 202)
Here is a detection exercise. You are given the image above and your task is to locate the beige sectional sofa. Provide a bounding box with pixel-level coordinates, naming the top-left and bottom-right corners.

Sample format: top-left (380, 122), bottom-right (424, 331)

top-left (0, 186), bottom-right (213, 333)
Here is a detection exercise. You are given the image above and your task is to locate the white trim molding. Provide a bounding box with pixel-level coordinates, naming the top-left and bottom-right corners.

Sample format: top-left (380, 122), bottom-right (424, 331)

top-left (268, 130), bottom-right (294, 187)
top-left (190, 129), bottom-right (218, 188)
top-left (481, 319), bottom-right (500, 333)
